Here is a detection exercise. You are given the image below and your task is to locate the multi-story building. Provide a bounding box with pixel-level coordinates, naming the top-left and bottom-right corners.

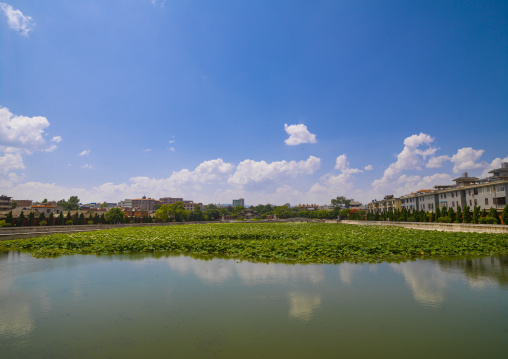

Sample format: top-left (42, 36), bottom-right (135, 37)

top-left (367, 195), bottom-right (401, 214)
top-left (0, 195), bottom-right (12, 211)
top-left (232, 198), bottom-right (245, 207)
top-left (159, 197), bottom-right (184, 205)
top-left (159, 197), bottom-right (202, 211)
top-left (131, 196), bottom-right (161, 211)
top-left (14, 199), bottom-right (33, 208)
top-left (398, 166), bottom-right (508, 214)
top-left (30, 205), bottom-right (63, 215)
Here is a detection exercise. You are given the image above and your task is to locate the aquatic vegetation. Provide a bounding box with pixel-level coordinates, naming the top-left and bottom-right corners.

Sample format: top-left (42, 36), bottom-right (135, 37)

top-left (1, 223), bottom-right (508, 263)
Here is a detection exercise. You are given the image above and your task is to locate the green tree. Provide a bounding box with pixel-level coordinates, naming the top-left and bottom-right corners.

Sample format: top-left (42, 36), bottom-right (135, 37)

top-left (6, 211), bottom-right (14, 225)
top-left (57, 212), bottom-right (64, 225)
top-left (11, 201), bottom-right (17, 209)
top-left (57, 196), bottom-right (80, 211)
top-left (79, 213), bottom-right (85, 225)
top-left (48, 212), bottom-right (54, 226)
top-left (42, 198), bottom-right (48, 204)
top-left (331, 196), bottom-right (351, 208)
top-left (472, 206), bottom-right (480, 224)
top-left (274, 205), bottom-right (293, 219)
top-left (38, 212), bottom-right (46, 223)
top-left (99, 202), bottom-right (109, 209)
top-left (501, 204), bottom-right (508, 225)
top-left (488, 208), bottom-right (500, 224)
top-left (172, 202), bottom-right (189, 222)
top-left (447, 207), bottom-right (456, 222)
top-left (155, 204), bottom-right (173, 222)
top-left (456, 205), bottom-right (463, 223)
top-left (105, 208), bottom-right (125, 224)
top-left (28, 212), bottom-right (35, 226)
top-left (17, 211), bottom-right (25, 226)
top-left (463, 205), bottom-right (472, 223)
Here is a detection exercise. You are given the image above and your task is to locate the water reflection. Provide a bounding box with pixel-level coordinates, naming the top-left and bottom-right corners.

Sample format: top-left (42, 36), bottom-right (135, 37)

top-left (438, 255), bottom-right (508, 289)
top-left (288, 292), bottom-right (322, 321)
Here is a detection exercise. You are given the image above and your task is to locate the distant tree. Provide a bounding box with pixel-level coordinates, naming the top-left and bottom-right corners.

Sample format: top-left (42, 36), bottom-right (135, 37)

top-left (38, 212), bottom-right (46, 223)
top-left (10, 201), bottom-right (17, 209)
top-left (57, 212), bottom-right (64, 225)
top-left (447, 207), bottom-right (456, 222)
top-left (463, 205), bottom-right (472, 223)
top-left (480, 208), bottom-right (487, 218)
top-left (456, 205), bottom-right (463, 223)
top-left (66, 211), bottom-right (72, 222)
top-left (435, 207), bottom-right (441, 221)
top-left (274, 205), bottom-right (292, 219)
top-left (488, 208), bottom-right (500, 224)
top-left (472, 206), bottom-right (480, 224)
top-left (501, 204), bottom-right (508, 225)
top-left (100, 202), bottom-right (109, 209)
top-left (27, 212), bottom-right (35, 226)
top-left (42, 198), bottom-right (48, 204)
top-left (6, 211), bottom-right (14, 225)
top-left (58, 196), bottom-right (80, 211)
top-left (331, 196), bottom-right (350, 208)
top-left (105, 208), bottom-right (125, 224)
top-left (17, 211), bottom-right (25, 226)
top-left (47, 212), bottom-right (54, 226)
top-left (79, 213), bottom-right (85, 225)
top-left (72, 212), bottom-right (79, 225)
top-left (155, 204), bottom-right (173, 222)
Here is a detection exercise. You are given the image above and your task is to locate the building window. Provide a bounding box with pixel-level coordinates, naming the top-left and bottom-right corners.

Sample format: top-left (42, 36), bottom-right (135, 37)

top-left (470, 200), bottom-right (472, 206)
top-left (444, 193), bottom-right (447, 199)
top-left (474, 189), bottom-right (479, 195)
top-left (452, 192), bottom-right (454, 198)
top-left (485, 198), bottom-right (489, 205)
top-left (474, 199), bottom-right (477, 206)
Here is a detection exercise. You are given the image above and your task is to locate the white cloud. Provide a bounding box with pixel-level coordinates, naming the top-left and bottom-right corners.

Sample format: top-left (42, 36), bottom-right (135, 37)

top-left (151, 0), bottom-right (167, 8)
top-left (334, 154), bottom-right (348, 171)
top-left (169, 140), bottom-right (175, 144)
top-left (372, 133), bottom-right (437, 190)
top-left (450, 147), bottom-right (487, 174)
top-left (364, 165), bottom-right (373, 171)
top-left (0, 3), bottom-right (35, 36)
top-left (143, 148), bottom-right (151, 152)
top-left (0, 153), bottom-right (24, 175)
top-left (170, 147), bottom-right (175, 152)
top-left (81, 164), bottom-right (93, 169)
top-left (78, 150), bottom-right (90, 156)
top-left (51, 136), bottom-right (62, 143)
top-left (284, 123), bottom-right (317, 146)
top-left (426, 155), bottom-right (450, 168)
top-left (228, 156), bottom-right (320, 187)
top-left (0, 107), bottom-right (54, 153)
top-left (479, 156), bottom-right (508, 178)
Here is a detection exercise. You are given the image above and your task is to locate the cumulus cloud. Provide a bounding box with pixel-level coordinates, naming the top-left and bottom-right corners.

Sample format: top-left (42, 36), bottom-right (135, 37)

top-left (372, 133), bottom-right (437, 190)
top-left (51, 136), bottom-right (62, 143)
top-left (0, 3), bottom-right (35, 36)
top-left (81, 164), bottom-right (93, 169)
top-left (364, 165), bottom-right (373, 171)
top-left (479, 156), bottom-right (508, 178)
top-left (228, 156), bottom-right (320, 187)
top-left (426, 155), bottom-right (450, 168)
top-left (78, 150), bottom-right (90, 156)
top-left (450, 147), bottom-right (487, 174)
top-left (0, 153), bottom-right (24, 175)
top-left (0, 107), bottom-right (57, 153)
top-left (284, 124), bottom-right (317, 146)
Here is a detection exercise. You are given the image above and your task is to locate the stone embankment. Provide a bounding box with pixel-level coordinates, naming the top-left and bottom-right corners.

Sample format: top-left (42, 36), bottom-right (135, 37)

top-left (340, 220), bottom-right (508, 233)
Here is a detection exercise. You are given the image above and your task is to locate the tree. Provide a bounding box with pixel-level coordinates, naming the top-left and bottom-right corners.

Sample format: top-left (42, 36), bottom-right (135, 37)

top-left (488, 208), bottom-right (500, 224)
top-left (456, 205), bottom-right (463, 223)
top-left (447, 207), bottom-right (456, 222)
top-left (501, 204), bottom-right (508, 225)
top-left (100, 202), bottom-right (109, 209)
top-left (105, 208), bottom-right (125, 224)
top-left (172, 202), bottom-right (189, 222)
top-left (6, 211), bottom-right (14, 225)
top-left (11, 201), bottom-right (17, 209)
top-left (472, 206), bottom-right (480, 224)
top-left (331, 196), bottom-right (351, 208)
top-left (57, 196), bottom-right (80, 211)
top-left (155, 204), bottom-right (173, 222)
top-left (57, 212), bottom-right (64, 225)
top-left (463, 205), bottom-right (472, 223)
top-left (28, 212), bottom-right (35, 226)
top-left (274, 205), bottom-right (293, 219)
top-left (48, 212), bottom-right (54, 226)
top-left (42, 198), bottom-right (48, 204)
top-left (38, 212), bottom-right (46, 223)
top-left (17, 211), bottom-right (25, 226)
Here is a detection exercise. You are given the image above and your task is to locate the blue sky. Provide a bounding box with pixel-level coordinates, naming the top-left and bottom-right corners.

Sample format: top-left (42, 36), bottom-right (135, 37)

top-left (1, 0), bottom-right (507, 206)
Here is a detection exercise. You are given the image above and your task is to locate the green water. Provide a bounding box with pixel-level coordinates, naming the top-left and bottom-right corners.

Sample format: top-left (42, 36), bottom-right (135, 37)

top-left (1, 251), bottom-right (507, 358)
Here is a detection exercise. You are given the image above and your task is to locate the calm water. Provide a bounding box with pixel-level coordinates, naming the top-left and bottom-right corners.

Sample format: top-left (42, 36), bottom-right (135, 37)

top-left (1, 251), bottom-right (507, 359)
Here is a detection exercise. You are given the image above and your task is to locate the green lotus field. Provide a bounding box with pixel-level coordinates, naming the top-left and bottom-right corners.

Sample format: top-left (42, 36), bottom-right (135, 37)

top-left (2, 223), bottom-right (508, 263)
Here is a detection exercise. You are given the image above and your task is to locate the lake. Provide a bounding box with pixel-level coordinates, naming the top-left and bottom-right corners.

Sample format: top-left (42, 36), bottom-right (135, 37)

top-left (1, 251), bottom-right (507, 358)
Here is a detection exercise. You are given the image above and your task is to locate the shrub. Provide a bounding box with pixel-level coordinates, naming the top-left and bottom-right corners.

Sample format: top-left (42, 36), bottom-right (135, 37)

top-left (478, 217), bottom-right (488, 224)
top-left (488, 208), bottom-right (500, 224)
top-left (0, 220), bottom-right (13, 227)
top-left (486, 217), bottom-right (497, 224)
top-left (437, 216), bottom-right (452, 223)
top-left (88, 221), bottom-right (94, 225)
top-left (39, 221), bottom-right (47, 226)
top-left (65, 220), bottom-right (74, 225)
top-left (502, 204), bottom-right (508, 225)
top-left (397, 216), bottom-right (405, 222)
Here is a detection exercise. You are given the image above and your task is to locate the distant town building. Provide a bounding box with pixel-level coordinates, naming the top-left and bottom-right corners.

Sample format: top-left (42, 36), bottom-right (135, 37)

top-left (232, 198), bottom-right (245, 207)
top-left (159, 197), bottom-right (202, 211)
top-left (0, 195), bottom-right (12, 211)
top-left (131, 196), bottom-right (161, 211)
top-left (296, 204), bottom-right (319, 211)
top-left (13, 199), bottom-right (33, 208)
top-left (30, 205), bottom-right (63, 215)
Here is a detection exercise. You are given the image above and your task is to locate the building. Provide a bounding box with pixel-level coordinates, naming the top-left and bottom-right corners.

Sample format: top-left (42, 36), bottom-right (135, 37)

top-left (366, 195), bottom-right (401, 214)
top-left (159, 197), bottom-right (184, 205)
top-left (296, 204), bottom-right (319, 211)
top-left (159, 197), bottom-right (202, 211)
top-left (232, 198), bottom-right (245, 207)
top-left (238, 208), bottom-right (260, 220)
top-left (131, 196), bottom-right (161, 211)
top-left (0, 195), bottom-right (12, 211)
top-left (399, 169), bottom-right (508, 214)
top-left (14, 199), bottom-right (33, 208)
top-left (30, 205), bottom-right (63, 215)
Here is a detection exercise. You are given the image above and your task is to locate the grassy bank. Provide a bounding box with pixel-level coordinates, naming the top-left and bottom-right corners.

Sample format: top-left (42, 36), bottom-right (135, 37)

top-left (1, 223), bottom-right (508, 263)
